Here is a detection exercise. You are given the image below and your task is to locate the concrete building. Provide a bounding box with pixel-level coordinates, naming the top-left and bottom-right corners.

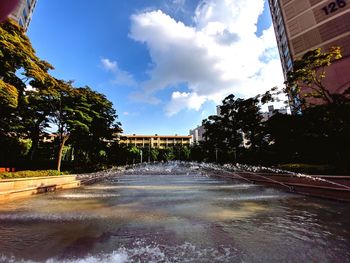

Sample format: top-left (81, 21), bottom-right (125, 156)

top-left (189, 125), bottom-right (206, 144)
top-left (262, 105), bottom-right (288, 121)
top-left (10, 0), bottom-right (38, 31)
top-left (268, 0), bottom-right (350, 112)
top-left (118, 134), bottom-right (192, 149)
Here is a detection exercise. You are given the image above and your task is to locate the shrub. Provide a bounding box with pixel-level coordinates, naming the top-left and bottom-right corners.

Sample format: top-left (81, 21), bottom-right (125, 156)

top-left (0, 170), bottom-right (65, 179)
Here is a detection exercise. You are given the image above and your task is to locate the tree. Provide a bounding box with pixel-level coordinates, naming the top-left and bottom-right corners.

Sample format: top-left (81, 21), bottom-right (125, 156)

top-left (180, 146), bottom-right (191, 161)
top-left (69, 86), bottom-right (119, 163)
top-left (200, 94), bottom-right (268, 163)
top-left (0, 19), bottom-right (55, 164)
top-left (50, 80), bottom-right (93, 172)
top-left (0, 19), bottom-right (121, 171)
top-left (150, 148), bottom-right (159, 162)
top-left (22, 85), bottom-right (57, 160)
top-left (202, 115), bottom-right (228, 162)
top-left (158, 148), bottom-right (175, 162)
top-left (0, 19), bottom-right (55, 107)
top-left (127, 145), bottom-right (141, 164)
top-left (189, 143), bottom-right (206, 162)
top-left (285, 47), bottom-right (344, 107)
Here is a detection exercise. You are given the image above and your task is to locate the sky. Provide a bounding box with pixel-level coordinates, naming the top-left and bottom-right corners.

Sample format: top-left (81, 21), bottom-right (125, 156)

top-left (27, 0), bottom-right (285, 135)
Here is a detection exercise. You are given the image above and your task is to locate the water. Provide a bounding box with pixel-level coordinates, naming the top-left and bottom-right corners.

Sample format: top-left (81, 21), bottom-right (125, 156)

top-left (0, 163), bottom-right (349, 262)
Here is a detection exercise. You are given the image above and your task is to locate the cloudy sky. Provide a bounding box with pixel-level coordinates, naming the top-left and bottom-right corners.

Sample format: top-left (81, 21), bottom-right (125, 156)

top-left (28, 0), bottom-right (285, 135)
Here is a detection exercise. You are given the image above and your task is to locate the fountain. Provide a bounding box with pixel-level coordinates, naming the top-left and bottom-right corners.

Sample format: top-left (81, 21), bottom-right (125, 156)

top-left (0, 162), bottom-right (349, 262)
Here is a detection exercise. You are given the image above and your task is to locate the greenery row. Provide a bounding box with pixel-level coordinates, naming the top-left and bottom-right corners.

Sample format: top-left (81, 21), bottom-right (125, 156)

top-left (0, 170), bottom-right (64, 179)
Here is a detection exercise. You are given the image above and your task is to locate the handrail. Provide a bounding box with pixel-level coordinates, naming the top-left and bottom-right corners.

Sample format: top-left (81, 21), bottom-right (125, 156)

top-left (204, 166), bottom-right (254, 184)
top-left (226, 171), bottom-right (255, 184)
top-left (240, 171), bottom-right (294, 192)
top-left (255, 172), bottom-right (350, 191)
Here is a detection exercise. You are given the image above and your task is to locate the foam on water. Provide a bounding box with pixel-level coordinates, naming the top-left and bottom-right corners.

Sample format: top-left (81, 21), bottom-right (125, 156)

top-left (217, 194), bottom-right (288, 201)
top-left (0, 240), bottom-right (239, 263)
top-left (56, 193), bottom-right (120, 199)
top-left (0, 213), bottom-right (107, 222)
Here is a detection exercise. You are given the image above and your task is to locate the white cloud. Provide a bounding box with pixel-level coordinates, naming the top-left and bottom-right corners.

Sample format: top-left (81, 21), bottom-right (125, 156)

top-left (129, 0), bottom-right (285, 115)
top-left (165, 91), bottom-right (207, 116)
top-left (101, 58), bottom-right (137, 87)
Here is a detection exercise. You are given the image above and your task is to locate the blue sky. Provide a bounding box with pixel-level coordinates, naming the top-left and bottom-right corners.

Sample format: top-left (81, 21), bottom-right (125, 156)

top-left (27, 0), bottom-right (284, 135)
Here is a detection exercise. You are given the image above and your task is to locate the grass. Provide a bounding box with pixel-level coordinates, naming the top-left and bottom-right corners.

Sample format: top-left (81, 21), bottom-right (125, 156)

top-left (0, 170), bottom-right (65, 179)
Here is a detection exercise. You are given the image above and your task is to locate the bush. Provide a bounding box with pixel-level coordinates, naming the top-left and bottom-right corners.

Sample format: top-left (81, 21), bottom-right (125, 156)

top-left (0, 170), bottom-right (65, 179)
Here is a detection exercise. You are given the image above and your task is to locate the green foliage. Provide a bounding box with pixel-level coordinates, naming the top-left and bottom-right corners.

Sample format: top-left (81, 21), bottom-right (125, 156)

top-left (0, 19), bottom-right (55, 87)
top-left (0, 80), bottom-right (18, 108)
top-left (201, 94), bottom-right (265, 163)
top-left (189, 143), bottom-right (206, 162)
top-left (266, 102), bottom-right (350, 167)
top-left (150, 148), bottom-right (159, 162)
top-left (285, 46), bottom-right (344, 106)
top-left (159, 148), bottom-right (175, 161)
top-left (0, 170), bottom-right (63, 179)
top-left (0, 136), bottom-right (30, 163)
top-left (128, 145), bottom-right (141, 156)
top-left (0, 19), bottom-right (121, 171)
top-left (180, 146), bottom-right (191, 161)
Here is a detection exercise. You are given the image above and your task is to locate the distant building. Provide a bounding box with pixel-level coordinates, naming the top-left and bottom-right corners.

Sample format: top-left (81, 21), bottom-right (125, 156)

top-left (9, 0), bottom-right (38, 31)
top-left (216, 105), bottom-right (222, 116)
top-left (268, 0), bottom-right (350, 113)
top-left (40, 133), bottom-right (58, 143)
top-left (189, 125), bottom-right (206, 144)
top-left (262, 105), bottom-right (288, 121)
top-left (118, 134), bottom-right (192, 149)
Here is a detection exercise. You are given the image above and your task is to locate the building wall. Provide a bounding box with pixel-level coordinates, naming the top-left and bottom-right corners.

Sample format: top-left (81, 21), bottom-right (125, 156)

top-left (189, 126), bottom-right (206, 144)
top-left (262, 105), bottom-right (288, 121)
top-left (118, 135), bottom-right (192, 149)
top-left (9, 0), bottom-right (38, 31)
top-left (269, 0), bottom-right (350, 109)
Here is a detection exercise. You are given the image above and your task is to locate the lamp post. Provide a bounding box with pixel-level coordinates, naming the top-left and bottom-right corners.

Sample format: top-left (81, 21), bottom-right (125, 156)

top-left (140, 150), bottom-right (143, 164)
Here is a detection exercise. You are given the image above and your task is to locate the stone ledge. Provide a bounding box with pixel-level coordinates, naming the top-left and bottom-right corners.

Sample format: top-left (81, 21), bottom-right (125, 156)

top-left (0, 176), bottom-right (80, 202)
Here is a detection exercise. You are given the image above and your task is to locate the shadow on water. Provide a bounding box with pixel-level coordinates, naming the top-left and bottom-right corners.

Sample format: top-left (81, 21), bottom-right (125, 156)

top-left (0, 162), bottom-right (349, 262)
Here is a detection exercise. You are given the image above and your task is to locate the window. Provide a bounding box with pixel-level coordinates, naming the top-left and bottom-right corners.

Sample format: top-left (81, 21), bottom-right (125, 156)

top-left (22, 9), bottom-right (28, 20)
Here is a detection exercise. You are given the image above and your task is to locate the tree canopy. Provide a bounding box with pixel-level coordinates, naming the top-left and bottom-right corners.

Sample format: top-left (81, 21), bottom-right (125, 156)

top-left (285, 46), bottom-right (344, 106)
top-left (0, 19), bottom-right (120, 171)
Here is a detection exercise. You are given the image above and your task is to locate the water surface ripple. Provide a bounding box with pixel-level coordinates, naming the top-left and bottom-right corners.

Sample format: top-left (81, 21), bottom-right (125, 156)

top-left (0, 163), bottom-right (349, 262)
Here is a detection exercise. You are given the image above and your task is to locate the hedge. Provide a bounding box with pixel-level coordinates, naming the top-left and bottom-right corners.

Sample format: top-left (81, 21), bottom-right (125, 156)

top-left (0, 170), bottom-right (64, 179)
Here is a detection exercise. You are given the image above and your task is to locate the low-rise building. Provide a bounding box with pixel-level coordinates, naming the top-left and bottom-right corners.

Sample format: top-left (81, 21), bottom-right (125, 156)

top-left (118, 134), bottom-right (192, 149)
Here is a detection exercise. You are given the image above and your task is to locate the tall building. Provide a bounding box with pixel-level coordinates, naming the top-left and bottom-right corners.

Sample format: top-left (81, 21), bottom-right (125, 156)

top-left (9, 0), bottom-right (38, 31)
top-left (268, 0), bottom-right (350, 112)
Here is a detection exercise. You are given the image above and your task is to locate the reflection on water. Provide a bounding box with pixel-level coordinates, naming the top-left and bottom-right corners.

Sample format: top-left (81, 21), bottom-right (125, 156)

top-left (0, 163), bottom-right (349, 262)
